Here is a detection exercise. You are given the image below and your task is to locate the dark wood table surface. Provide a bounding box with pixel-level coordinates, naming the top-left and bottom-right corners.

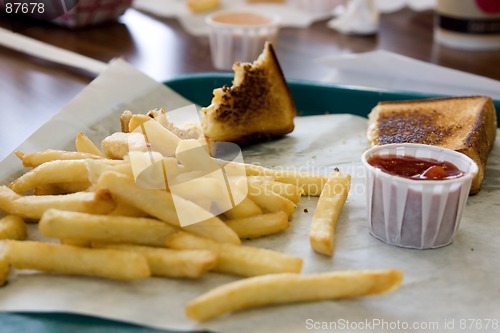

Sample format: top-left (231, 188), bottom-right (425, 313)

top-left (1, 7), bottom-right (499, 160)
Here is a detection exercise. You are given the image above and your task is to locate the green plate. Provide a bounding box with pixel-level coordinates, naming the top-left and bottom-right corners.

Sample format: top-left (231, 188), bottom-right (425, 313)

top-left (166, 73), bottom-right (500, 123)
top-left (2, 73), bottom-right (499, 332)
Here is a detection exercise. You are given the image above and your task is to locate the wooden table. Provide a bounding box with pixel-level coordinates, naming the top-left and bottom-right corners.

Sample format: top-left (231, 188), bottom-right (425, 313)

top-left (0, 7), bottom-right (499, 159)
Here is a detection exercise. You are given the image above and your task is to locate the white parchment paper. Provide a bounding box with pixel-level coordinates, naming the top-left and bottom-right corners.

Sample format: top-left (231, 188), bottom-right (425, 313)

top-left (0, 59), bottom-right (499, 333)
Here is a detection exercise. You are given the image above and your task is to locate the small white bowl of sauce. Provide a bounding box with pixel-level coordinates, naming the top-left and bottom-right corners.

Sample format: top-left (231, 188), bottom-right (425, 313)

top-left (361, 143), bottom-right (478, 249)
top-left (206, 11), bottom-right (280, 70)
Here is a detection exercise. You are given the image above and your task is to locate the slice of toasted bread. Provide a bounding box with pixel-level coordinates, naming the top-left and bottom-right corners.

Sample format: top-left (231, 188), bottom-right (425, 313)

top-left (367, 96), bottom-right (497, 194)
top-left (201, 42), bottom-right (295, 145)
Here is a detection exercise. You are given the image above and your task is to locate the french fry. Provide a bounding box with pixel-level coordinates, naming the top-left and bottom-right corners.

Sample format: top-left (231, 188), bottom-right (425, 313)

top-left (242, 164), bottom-right (327, 196)
top-left (39, 209), bottom-right (177, 247)
top-left (186, 269), bottom-right (403, 321)
top-left (4, 240), bottom-right (150, 281)
top-left (60, 239), bottom-right (91, 247)
top-left (225, 212), bottom-right (289, 239)
top-left (10, 160), bottom-right (89, 193)
top-left (108, 197), bottom-right (149, 217)
top-left (86, 159), bottom-right (132, 185)
top-left (94, 244), bottom-right (217, 279)
top-left (128, 114), bottom-right (152, 132)
top-left (34, 182), bottom-right (91, 195)
top-left (261, 180), bottom-right (303, 204)
top-left (165, 231), bottom-right (302, 277)
top-left (187, 0), bottom-right (220, 13)
top-left (247, 176), bottom-right (303, 204)
top-left (11, 158), bottom-right (127, 194)
top-left (0, 215), bottom-right (27, 240)
top-left (175, 139), bottom-right (212, 171)
top-left (101, 132), bottom-right (148, 159)
top-left (96, 172), bottom-right (240, 245)
top-left (75, 132), bottom-right (105, 156)
top-left (130, 115), bottom-right (180, 157)
top-left (170, 176), bottom-right (227, 202)
top-left (247, 180), bottom-right (295, 219)
top-left (33, 184), bottom-right (61, 196)
top-left (223, 197), bottom-right (262, 219)
top-left (0, 256), bottom-right (8, 286)
top-left (0, 186), bottom-right (115, 220)
top-left (16, 149), bottom-right (103, 168)
top-left (309, 173), bottom-right (351, 256)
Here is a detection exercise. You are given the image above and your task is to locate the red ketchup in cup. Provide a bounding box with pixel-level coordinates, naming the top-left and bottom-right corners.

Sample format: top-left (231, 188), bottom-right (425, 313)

top-left (361, 144), bottom-right (478, 249)
top-left (367, 155), bottom-right (465, 181)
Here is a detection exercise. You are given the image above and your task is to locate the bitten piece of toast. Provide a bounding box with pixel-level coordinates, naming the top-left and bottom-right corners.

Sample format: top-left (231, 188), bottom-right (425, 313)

top-left (201, 42), bottom-right (296, 145)
top-left (367, 96), bottom-right (497, 194)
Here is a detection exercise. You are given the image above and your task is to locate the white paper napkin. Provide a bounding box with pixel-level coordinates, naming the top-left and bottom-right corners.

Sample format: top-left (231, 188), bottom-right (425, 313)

top-left (328, 0), bottom-right (379, 35)
top-left (328, 0), bottom-right (436, 34)
top-left (318, 50), bottom-right (500, 100)
top-left (133, 0), bottom-right (332, 36)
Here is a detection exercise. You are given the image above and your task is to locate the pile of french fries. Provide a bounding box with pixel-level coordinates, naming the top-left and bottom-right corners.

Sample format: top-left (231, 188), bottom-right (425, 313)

top-left (0, 109), bottom-right (402, 321)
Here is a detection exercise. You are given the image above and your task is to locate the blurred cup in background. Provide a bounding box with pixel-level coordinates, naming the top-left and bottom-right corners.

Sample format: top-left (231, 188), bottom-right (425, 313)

top-left (206, 11), bottom-right (280, 70)
top-left (434, 0), bottom-right (500, 50)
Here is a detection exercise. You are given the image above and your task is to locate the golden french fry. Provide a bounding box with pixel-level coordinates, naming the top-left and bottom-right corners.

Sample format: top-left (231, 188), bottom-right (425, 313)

top-left (0, 215), bottom-right (27, 240)
top-left (120, 110), bottom-right (134, 132)
top-left (243, 164), bottom-right (327, 196)
top-left (225, 212), bottom-right (289, 239)
top-left (9, 160), bottom-right (90, 194)
top-left (309, 173), bottom-right (351, 256)
top-left (0, 186), bottom-right (115, 220)
top-left (186, 269), bottom-right (403, 321)
top-left (247, 176), bottom-right (303, 204)
top-left (96, 172), bottom-right (240, 245)
top-left (175, 139), bottom-right (212, 171)
top-left (60, 238), bottom-right (91, 247)
top-left (247, 180), bottom-right (295, 219)
top-left (33, 184), bottom-right (60, 196)
top-left (35, 182), bottom-right (92, 195)
top-left (75, 132), bottom-right (105, 156)
top-left (170, 176), bottom-right (227, 202)
top-left (86, 159), bottom-right (132, 185)
top-left (94, 244), bottom-right (217, 279)
top-left (173, 170), bottom-right (207, 184)
top-left (187, 0), bottom-right (220, 13)
top-left (16, 149), bottom-right (103, 168)
top-left (165, 232), bottom-right (302, 277)
top-left (130, 115), bottom-right (180, 157)
top-left (223, 197), bottom-right (262, 219)
top-left (262, 180), bottom-right (303, 204)
top-left (128, 114), bottom-right (151, 132)
top-left (101, 132), bottom-right (148, 159)
top-left (108, 198), bottom-right (149, 217)
top-left (11, 158), bottom-right (126, 194)
top-left (39, 209), bottom-right (177, 247)
top-left (4, 240), bottom-right (150, 281)
top-left (0, 256), bottom-right (8, 286)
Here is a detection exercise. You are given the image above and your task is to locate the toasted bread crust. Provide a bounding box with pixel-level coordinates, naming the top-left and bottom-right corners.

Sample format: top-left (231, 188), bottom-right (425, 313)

top-left (367, 96), bottom-right (497, 194)
top-left (201, 42), bottom-right (295, 145)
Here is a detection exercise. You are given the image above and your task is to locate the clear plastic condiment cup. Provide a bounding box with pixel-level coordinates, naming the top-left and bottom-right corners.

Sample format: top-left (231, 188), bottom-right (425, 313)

top-left (205, 11), bottom-right (280, 70)
top-left (361, 143), bottom-right (478, 250)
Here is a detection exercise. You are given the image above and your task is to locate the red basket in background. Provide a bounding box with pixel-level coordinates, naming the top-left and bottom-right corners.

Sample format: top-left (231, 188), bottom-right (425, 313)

top-left (54, 0), bottom-right (132, 28)
top-left (0, 0), bottom-right (132, 28)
